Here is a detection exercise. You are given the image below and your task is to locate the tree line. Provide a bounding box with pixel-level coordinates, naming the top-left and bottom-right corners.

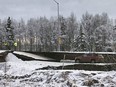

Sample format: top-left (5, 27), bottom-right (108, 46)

top-left (0, 12), bottom-right (115, 52)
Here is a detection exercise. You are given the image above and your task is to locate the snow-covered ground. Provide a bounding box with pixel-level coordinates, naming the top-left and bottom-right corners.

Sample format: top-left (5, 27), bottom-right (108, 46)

top-left (0, 53), bottom-right (116, 87)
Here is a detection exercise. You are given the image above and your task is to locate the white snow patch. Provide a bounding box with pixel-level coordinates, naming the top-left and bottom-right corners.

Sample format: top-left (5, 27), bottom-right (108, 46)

top-left (0, 50), bottom-right (7, 53)
top-left (5, 53), bottom-right (22, 62)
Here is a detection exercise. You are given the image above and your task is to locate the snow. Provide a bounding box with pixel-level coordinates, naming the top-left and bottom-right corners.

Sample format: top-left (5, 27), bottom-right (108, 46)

top-left (4, 53), bottom-right (75, 76)
top-left (0, 50), bottom-right (7, 53)
top-left (0, 53), bottom-right (116, 87)
top-left (6, 53), bottom-right (22, 62)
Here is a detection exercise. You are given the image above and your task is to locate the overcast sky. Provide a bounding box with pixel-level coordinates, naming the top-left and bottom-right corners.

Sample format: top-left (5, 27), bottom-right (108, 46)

top-left (0, 0), bottom-right (116, 21)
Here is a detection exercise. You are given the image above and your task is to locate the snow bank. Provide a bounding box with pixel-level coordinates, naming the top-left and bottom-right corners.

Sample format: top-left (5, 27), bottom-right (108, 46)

top-left (0, 70), bottom-right (116, 87)
top-left (5, 53), bottom-right (22, 62)
top-left (4, 53), bottom-right (75, 76)
top-left (6, 60), bottom-right (75, 76)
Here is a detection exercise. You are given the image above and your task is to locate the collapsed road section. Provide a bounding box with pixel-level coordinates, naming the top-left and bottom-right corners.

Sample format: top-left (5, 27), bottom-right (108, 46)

top-left (0, 51), bottom-right (116, 71)
top-left (13, 51), bottom-right (56, 62)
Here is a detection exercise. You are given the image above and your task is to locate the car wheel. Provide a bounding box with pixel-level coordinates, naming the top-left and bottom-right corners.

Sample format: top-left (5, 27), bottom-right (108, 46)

top-left (91, 60), bottom-right (95, 63)
top-left (75, 59), bottom-right (80, 63)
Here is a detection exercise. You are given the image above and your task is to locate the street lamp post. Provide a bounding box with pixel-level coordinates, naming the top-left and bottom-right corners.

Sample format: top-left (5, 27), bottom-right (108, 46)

top-left (53, 0), bottom-right (60, 51)
top-left (113, 25), bottom-right (116, 52)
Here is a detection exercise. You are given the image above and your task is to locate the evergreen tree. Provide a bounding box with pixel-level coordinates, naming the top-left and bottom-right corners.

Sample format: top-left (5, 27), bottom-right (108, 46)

top-left (5, 17), bottom-right (14, 50)
top-left (74, 24), bottom-right (86, 51)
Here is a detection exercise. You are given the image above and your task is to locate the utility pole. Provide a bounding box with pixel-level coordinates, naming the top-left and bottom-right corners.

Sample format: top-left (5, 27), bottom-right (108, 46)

top-left (53, 0), bottom-right (60, 51)
top-left (113, 25), bottom-right (116, 52)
